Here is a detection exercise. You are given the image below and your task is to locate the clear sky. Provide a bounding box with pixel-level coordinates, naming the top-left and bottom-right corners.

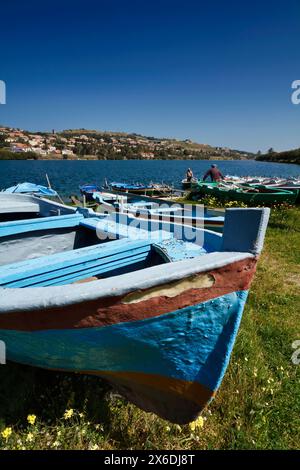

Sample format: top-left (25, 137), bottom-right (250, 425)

top-left (0, 0), bottom-right (299, 152)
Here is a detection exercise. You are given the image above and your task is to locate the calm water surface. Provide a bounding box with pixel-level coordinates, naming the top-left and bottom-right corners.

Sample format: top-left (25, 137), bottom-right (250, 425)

top-left (0, 159), bottom-right (299, 196)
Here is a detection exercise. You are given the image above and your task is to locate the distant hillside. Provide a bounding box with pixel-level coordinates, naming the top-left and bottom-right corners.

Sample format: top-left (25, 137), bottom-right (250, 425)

top-left (256, 148), bottom-right (300, 165)
top-left (0, 125), bottom-right (255, 160)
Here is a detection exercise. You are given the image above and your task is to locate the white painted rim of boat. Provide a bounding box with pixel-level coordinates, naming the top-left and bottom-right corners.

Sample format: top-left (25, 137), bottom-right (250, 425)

top-left (0, 251), bottom-right (254, 312)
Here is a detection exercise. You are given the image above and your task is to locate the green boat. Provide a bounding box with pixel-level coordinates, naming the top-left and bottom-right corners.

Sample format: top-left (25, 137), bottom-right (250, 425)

top-left (191, 182), bottom-right (298, 205)
top-left (258, 184), bottom-right (300, 203)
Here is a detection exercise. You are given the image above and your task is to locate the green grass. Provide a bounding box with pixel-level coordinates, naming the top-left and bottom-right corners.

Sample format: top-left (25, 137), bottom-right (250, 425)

top-left (0, 207), bottom-right (299, 450)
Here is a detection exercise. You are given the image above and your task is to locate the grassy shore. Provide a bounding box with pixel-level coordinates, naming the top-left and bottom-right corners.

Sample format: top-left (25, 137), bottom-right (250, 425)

top-left (0, 206), bottom-right (299, 450)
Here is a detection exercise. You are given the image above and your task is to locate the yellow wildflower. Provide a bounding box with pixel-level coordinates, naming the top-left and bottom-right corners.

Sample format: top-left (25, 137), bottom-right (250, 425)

top-left (63, 408), bottom-right (74, 420)
top-left (26, 432), bottom-right (34, 442)
top-left (189, 416), bottom-right (204, 432)
top-left (27, 414), bottom-right (37, 425)
top-left (1, 427), bottom-right (12, 441)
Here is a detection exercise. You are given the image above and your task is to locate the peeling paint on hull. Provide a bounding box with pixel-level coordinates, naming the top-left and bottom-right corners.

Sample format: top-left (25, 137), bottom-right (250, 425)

top-left (0, 257), bottom-right (256, 331)
top-left (0, 290), bottom-right (248, 423)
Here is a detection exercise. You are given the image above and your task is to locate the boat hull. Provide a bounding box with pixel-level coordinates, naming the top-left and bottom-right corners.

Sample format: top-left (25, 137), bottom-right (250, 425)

top-left (181, 178), bottom-right (197, 190)
top-left (0, 256), bottom-right (256, 423)
top-left (193, 182), bottom-right (298, 205)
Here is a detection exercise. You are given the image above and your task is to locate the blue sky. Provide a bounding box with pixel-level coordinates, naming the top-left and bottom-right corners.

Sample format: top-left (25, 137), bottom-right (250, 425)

top-left (0, 0), bottom-right (299, 152)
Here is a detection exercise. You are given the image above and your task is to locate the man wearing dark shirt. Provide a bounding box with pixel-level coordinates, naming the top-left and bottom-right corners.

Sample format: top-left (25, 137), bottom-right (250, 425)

top-left (203, 164), bottom-right (224, 182)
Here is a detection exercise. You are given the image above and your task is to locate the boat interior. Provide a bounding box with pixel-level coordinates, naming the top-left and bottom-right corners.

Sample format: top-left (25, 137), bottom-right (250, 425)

top-left (93, 192), bottom-right (224, 221)
top-left (0, 193), bottom-right (75, 222)
top-left (204, 182), bottom-right (293, 195)
top-left (0, 208), bottom-right (222, 288)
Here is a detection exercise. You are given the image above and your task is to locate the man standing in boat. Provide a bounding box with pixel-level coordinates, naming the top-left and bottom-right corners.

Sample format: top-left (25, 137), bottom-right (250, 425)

top-left (186, 168), bottom-right (194, 182)
top-left (203, 164), bottom-right (224, 182)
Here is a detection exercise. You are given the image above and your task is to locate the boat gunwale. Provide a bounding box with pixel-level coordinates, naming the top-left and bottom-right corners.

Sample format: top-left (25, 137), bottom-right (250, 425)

top-left (0, 207), bottom-right (270, 313)
top-left (0, 251), bottom-right (254, 313)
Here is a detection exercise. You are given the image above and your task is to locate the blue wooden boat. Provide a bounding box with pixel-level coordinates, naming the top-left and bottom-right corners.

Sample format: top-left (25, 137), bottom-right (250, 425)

top-left (0, 192), bottom-right (75, 223)
top-left (79, 183), bottom-right (102, 202)
top-left (110, 181), bottom-right (173, 196)
top-left (92, 191), bottom-right (225, 232)
top-left (0, 206), bottom-right (270, 423)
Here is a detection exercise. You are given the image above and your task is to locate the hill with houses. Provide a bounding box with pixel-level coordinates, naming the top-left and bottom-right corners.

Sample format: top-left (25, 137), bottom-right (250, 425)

top-left (0, 126), bottom-right (254, 161)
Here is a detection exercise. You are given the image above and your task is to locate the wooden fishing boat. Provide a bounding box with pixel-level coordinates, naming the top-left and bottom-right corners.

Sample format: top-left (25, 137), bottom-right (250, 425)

top-left (109, 182), bottom-right (173, 196)
top-left (0, 207), bottom-right (270, 423)
top-left (79, 184), bottom-right (102, 202)
top-left (181, 178), bottom-right (198, 190)
top-left (262, 182), bottom-right (300, 203)
top-left (92, 192), bottom-right (225, 232)
top-left (0, 192), bottom-right (75, 222)
top-left (192, 182), bottom-right (298, 205)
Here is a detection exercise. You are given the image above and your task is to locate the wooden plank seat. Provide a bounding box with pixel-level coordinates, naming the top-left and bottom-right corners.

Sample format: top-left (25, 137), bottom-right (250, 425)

top-left (0, 238), bottom-right (154, 288)
top-left (0, 213), bottom-right (84, 238)
top-left (0, 199), bottom-right (40, 215)
top-left (154, 239), bottom-right (207, 262)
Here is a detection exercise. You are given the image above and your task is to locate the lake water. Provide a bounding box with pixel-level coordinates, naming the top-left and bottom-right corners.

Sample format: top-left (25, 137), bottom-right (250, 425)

top-left (0, 159), bottom-right (299, 197)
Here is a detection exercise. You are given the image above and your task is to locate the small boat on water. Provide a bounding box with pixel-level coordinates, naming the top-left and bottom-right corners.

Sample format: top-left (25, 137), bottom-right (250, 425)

top-left (0, 197), bottom-right (270, 423)
top-left (79, 183), bottom-right (101, 202)
top-left (181, 178), bottom-right (198, 190)
top-left (109, 181), bottom-right (173, 196)
top-left (192, 181), bottom-right (298, 205)
top-left (92, 191), bottom-right (225, 232)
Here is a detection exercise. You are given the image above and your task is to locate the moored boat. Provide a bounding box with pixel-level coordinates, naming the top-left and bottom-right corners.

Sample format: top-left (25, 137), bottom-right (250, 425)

top-left (109, 181), bottom-right (173, 196)
top-left (262, 182), bottom-right (300, 203)
top-left (192, 181), bottom-right (298, 205)
top-left (92, 191), bottom-right (225, 232)
top-left (181, 178), bottom-right (198, 190)
top-left (0, 205), bottom-right (269, 423)
top-left (79, 183), bottom-right (101, 202)
top-left (0, 192), bottom-right (75, 223)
